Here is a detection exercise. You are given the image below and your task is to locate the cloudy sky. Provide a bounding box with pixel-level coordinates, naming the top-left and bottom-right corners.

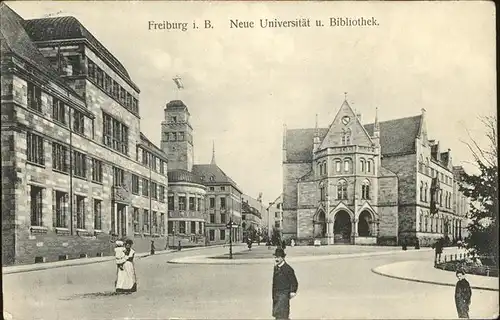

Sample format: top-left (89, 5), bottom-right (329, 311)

top-left (8, 1), bottom-right (495, 205)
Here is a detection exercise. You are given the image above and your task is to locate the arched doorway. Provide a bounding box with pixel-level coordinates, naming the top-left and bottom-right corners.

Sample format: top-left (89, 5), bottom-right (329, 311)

top-left (313, 210), bottom-right (326, 238)
top-left (358, 210), bottom-right (373, 236)
top-left (334, 210), bottom-right (351, 243)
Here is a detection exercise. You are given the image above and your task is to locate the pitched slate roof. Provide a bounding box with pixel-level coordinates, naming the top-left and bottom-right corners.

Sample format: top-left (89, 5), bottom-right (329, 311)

top-left (167, 169), bottom-right (204, 185)
top-left (22, 16), bottom-right (139, 91)
top-left (0, 4), bottom-right (85, 103)
top-left (285, 115), bottom-right (422, 162)
top-left (192, 164), bottom-right (242, 193)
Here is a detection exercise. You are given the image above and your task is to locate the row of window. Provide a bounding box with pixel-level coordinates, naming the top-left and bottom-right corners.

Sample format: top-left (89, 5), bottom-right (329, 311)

top-left (418, 156), bottom-right (453, 185)
top-left (207, 228), bottom-right (240, 242)
top-left (103, 112), bottom-right (128, 155)
top-left (167, 220), bottom-right (204, 235)
top-left (418, 213), bottom-right (462, 235)
top-left (27, 82), bottom-right (87, 136)
top-left (419, 182), bottom-right (453, 209)
top-left (164, 131), bottom-right (188, 142)
top-left (317, 158), bottom-right (375, 176)
top-left (318, 180), bottom-right (372, 201)
top-left (132, 208), bottom-right (165, 234)
top-left (208, 212), bottom-right (230, 224)
top-left (167, 195), bottom-right (204, 211)
top-left (130, 174), bottom-right (166, 201)
top-left (138, 147), bottom-right (166, 174)
top-left (87, 59), bottom-right (139, 114)
top-left (31, 186), bottom-right (102, 230)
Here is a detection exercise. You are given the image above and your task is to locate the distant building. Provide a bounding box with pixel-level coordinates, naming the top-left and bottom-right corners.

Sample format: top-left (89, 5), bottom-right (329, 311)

top-left (266, 194), bottom-right (283, 239)
top-left (241, 194), bottom-right (265, 241)
top-left (161, 100), bottom-right (243, 246)
top-left (282, 98), bottom-right (469, 246)
top-left (1, 4), bottom-right (169, 265)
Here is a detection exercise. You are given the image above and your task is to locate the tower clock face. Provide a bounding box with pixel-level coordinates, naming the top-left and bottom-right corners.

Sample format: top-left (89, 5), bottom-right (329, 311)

top-left (341, 116), bottom-right (350, 125)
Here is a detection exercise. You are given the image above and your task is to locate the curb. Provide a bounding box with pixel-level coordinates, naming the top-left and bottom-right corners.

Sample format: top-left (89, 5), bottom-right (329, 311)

top-left (168, 247), bottom-right (435, 265)
top-left (2, 244), bottom-right (232, 275)
top-left (371, 267), bottom-right (500, 292)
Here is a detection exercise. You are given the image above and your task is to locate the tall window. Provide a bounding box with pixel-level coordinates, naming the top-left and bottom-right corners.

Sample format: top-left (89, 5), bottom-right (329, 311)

top-left (197, 198), bottom-right (202, 211)
top-left (320, 183), bottom-right (326, 201)
top-left (159, 185), bottom-right (165, 202)
top-left (91, 158), bottom-right (102, 182)
top-left (191, 221), bottom-right (196, 234)
top-left (113, 167), bottom-right (125, 186)
top-left (52, 98), bottom-right (66, 124)
top-left (143, 209), bottom-right (149, 233)
top-left (424, 183), bottom-right (428, 202)
top-left (335, 161), bottom-right (341, 172)
top-left (142, 178), bottom-right (149, 196)
top-left (73, 110), bottom-right (85, 135)
top-left (425, 158), bottom-right (430, 175)
top-left (220, 229), bottom-right (226, 240)
top-left (179, 196), bottom-right (186, 211)
top-left (133, 207), bottom-right (140, 232)
top-left (439, 189), bottom-right (443, 206)
top-left (337, 180), bottom-right (347, 200)
top-left (27, 82), bottom-right (42, 112)
top-left (209, 229), bottom-right (215, 241)
top-left (210, 213), bottom-right (215, 223)
top-left (30, 186), bottom-right (43, 226)
top-left (152, 211), bottom-right (158, 233)
top-left (361, 180), bottom-right (370, 199)
top-left (221, 213), bottom-right (226, 223)
top-left (209, 197), bottom-right (215, 209)
top-left (168, 196), bottom-right (174, 210)
top-left (103, 112), bottom-right (129, 155)
top-left (189, 197), bottom-right (195, 210)
top-left (54, 191), bottom-right (68, 228)
top-left (76, 196), bottom-right (85, 229)
top-left (419, 182), bottom-right (424, 201)
top-left (344, 160), bottom-right (350, 172)
top-left (360, 160), bottom-right (365, 172)
top-left (151, 182), bottom-right (157, 200)
top-left (132, 174), bottom-right (139, 194)
top-left (168, 221), bottom-right (174, 234)
top-left (160, 213), bottom-right (165, 234)
top-left (160, 160), bottom-right (165, 174)
top-left (27, 133), bottom-right (44, 165)
top-left (367, 160), bottom-right (372, 173)
top-left (52, 142), bottom-right (67, 172)
top-left (179, 221), bottom-right (186, 234)
top-left (220, 197), bottom-right (226, 210)
top-left (341, 129), bottom-right (351, 145)
top-left (73, 151), bottom-right (86, 178)
top-left (94, 199), bottom-right (102, 230)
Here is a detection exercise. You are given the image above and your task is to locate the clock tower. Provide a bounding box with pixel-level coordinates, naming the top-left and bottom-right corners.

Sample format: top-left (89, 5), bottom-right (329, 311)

top-left (161, 100), bottom-right (194, 171)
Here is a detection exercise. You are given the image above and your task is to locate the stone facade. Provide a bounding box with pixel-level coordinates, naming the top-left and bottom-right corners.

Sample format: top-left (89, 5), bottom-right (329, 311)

top-left (1, 6), bottom-right (169, 265)
top-left (282, 100), bottom-right (469, 246)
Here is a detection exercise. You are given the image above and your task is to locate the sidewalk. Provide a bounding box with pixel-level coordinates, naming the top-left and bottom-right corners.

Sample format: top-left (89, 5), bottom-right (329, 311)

top-left (372, 260), bottom-right (499, 292)
top-left (2, 244), bottom-right (237, 275)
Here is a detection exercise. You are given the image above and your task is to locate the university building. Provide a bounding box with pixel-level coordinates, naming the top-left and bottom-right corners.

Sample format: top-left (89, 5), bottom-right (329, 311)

top-left (282, 98), bottom-right (469, 246)
top-left (161, 100), bottom-right (243, 247)
top-left (1, 4), bottom-right (169, 265)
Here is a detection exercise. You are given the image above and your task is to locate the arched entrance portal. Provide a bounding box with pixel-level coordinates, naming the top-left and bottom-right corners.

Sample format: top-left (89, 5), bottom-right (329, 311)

top-left (358, 210), bottom-right (373, 236)
top-left (313, 210), bottom-right (326, 238)
top-left (334, 210), bottom-right (351, 243)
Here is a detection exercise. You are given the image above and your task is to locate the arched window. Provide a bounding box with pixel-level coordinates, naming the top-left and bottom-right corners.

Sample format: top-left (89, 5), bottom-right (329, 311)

top-left (335, 160), bottom-right (341, 172)
top-left (344, 160), bottom-right (350, 172)
top-left (367, 160), bottom-right (372, 173)
top-left (341, 129), bottom-right (351, 145)
top-left (323, 161), bottom-right (327, 176)
top-left (439, 189), bottom-right (443, 206)
top-left (317, 163), bottom-right (321, 176)
top-left (319, 182), bottom-right (326, 201)
top-left (360, 159), bottom-right (365, 172)
top-left (424, 215), bottom-right (428, 232)
top-left (424, 183), bottom-right (428, 202)
top-left (361, 180), bottom-right (370, 200)
top-left (419, 182), bottom-right (424, 201)
top-left (337, 180), bottom-right (347, 200)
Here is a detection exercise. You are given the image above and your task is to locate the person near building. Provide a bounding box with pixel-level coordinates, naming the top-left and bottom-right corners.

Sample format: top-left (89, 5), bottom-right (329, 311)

top-left (455, 268), bottom-right (472, 318)
top-left (116, 239), bottom-right (137, 293)
top-left (272, 248), bottom-right (298, 320)
top-left (150, 240), bottom-right (155, 255)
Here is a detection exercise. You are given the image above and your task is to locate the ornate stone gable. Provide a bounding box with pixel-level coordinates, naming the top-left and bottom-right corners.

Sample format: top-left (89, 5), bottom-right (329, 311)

top-left (319, 100), bottom-right (373, 150)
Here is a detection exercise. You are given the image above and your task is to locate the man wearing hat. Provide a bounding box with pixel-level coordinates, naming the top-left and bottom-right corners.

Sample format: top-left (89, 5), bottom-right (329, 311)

top-left (272, 247), bottom-right (298, 320)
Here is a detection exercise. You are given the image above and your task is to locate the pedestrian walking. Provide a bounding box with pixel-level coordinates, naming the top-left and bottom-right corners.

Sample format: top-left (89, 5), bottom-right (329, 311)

top-left (272, 247), bottom-right (298, 320)
top-left (150, 240), bottom-right (155, 255)
top-left (433, 238), bottom-right (444, 264)
top-left (116, 239), bottom-right (137, 293)
top-left (455, 268), bottom-right (472, 318)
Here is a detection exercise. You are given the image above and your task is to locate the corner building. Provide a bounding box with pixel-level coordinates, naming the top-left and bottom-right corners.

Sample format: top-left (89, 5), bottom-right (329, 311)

top-left (1, 4), bottom-right (168, 265)
top-left (282, 98), bottom-right (469, 246)
top-left (162, 100), bottom-right (243, 246)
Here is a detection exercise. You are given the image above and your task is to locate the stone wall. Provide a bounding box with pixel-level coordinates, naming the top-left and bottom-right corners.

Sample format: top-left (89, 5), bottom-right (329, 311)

top-left (381, 154), bottom-right (417, 205)
top-left (282, 162), bottom-right (311, 237)
top-left (377, 174), bottom-right (398, 239)
top-left (297, 208), bottom-right (315, 239)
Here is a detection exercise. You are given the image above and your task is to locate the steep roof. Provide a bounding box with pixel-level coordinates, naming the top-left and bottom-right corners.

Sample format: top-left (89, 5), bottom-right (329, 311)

top-left (0, 3), bottom-right (85, 103)
top-left (22, 16), bottom-right (139, 91)
top-left (192, 164), bottom-right (242, 193)
top-left (167, 169), bottom-right (204, 185)
top-left (285, 115), bottom-right (422, 162)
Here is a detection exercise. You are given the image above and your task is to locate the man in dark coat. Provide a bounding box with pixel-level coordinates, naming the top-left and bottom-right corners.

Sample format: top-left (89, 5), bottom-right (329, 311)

top-left (455, 268), bottom-right (472, 318)
top-left (272, 247), bottom-right (298, 320)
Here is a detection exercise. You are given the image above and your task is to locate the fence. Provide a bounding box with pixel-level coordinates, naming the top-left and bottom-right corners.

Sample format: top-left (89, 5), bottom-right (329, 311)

top-left (435, 251), bottom-right (499, 277)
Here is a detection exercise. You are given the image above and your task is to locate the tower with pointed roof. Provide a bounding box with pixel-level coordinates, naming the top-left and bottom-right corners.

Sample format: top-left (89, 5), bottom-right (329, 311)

top-left (161, 100), bottom-right (194, 172)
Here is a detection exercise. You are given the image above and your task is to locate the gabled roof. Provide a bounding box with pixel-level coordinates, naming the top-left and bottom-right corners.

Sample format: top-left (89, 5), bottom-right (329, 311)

top-left (285, 115), bottom-right (422, 162)
top-left (22, 16), bottom-right (133, 84)
top-left (192, 164), bottom-right (242, 193)
top-left (0, 3), bottom-right (84, 103)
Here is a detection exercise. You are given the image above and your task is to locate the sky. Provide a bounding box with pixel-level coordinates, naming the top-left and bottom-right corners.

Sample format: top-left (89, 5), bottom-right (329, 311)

top-left (7, 1), bottom-right (496, 205)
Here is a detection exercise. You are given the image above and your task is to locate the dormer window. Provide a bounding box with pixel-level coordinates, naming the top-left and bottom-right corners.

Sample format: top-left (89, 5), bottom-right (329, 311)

top-left (210, 176), bottom-right (215, 182)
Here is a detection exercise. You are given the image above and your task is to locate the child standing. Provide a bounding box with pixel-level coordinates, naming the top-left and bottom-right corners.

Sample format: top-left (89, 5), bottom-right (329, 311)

top-left (455, 268), bottom-right (472, 318)
top-left (115, 240), bottom-right (126, 270)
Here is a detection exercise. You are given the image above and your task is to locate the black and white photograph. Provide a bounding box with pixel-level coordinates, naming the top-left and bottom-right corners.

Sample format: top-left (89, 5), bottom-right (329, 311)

top-left (1, 1), bottom-right (498, 319)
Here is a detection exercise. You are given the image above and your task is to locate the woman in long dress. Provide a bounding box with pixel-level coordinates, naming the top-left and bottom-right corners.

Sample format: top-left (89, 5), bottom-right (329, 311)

top-left (115, 239), bottom-right (137, 293)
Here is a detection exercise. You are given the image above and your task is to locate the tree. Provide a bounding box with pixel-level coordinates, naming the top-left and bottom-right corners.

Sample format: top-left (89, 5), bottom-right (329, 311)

top-left (271, 226), bottom-right (282, 246)
top-left (459, 115), bottom-right (498, 266)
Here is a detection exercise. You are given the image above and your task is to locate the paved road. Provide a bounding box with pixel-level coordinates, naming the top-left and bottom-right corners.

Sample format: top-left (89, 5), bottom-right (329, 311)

top-left (3, 246), bottom-right (498, 319)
